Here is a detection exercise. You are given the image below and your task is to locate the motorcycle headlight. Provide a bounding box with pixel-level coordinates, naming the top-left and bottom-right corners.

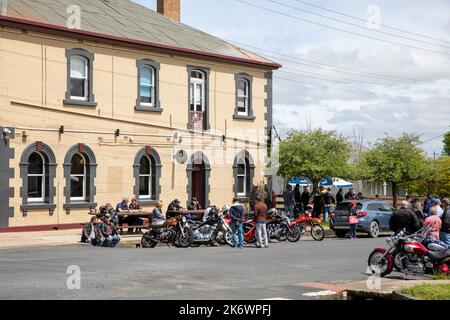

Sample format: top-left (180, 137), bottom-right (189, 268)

top-left (182, 216), bottom-right (187, 223)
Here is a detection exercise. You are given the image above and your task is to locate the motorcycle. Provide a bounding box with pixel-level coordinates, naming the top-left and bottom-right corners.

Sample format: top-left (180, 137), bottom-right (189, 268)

top-left (141, 215), bottom-right (194, 248)
top-left (267, 209), bottom-right (301, 242)
top-left (368, 225), bottom-right (450, 277)
top-left (189, 207), bottom-right (233, 247)
top-left (291, 209), bottom-right (325, 241)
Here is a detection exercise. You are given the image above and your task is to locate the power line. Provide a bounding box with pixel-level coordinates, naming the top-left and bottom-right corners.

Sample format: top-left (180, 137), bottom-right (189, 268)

top-left (234, 0), bottom-right (450, 57)
top-left (265, 0), bottom-right (450, 50)
top-left (291, 0), bottom-right (450, 46)
top-left (227, 40), bottom-right (450, 87)
top-left (419, 134), bottom-right (445, 145)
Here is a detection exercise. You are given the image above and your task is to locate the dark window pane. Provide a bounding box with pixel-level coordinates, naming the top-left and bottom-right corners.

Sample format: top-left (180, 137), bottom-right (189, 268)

top-left (70, 78), bottom-right (86, 98)
top-left (237, 164), bottom-right (245, 175)
top-left (70, 176), bottom-right (84, 198)
top-left (28, 176), bottom-right (43, 198)
top-left (140, 85), bottom-right (153, 104)
top-left (237, 176), bottom-right (245, 194)
top-left (140, 156), bottom-right (150, 174)
top-left (28, 153), bottom-right (43, 174)
top-left (71, 154), bottom-right (85, 175)
top-left (237, 97), bottom-right (246, 112)
top-left (139, 176), bottom-right (150, 196)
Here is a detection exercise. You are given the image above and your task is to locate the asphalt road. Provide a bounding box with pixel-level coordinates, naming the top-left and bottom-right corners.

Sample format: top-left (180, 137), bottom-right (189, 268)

top-left (0, 236), bottom-right (387, 300)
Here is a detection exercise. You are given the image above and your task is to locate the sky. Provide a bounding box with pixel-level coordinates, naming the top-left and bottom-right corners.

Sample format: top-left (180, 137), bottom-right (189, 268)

top-left (134, 0), bottom-right (450, 156)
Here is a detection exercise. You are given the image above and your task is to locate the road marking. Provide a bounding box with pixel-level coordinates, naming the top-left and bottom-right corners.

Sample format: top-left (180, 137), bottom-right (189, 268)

top-left (302, 290), bottom-right (337, 297)
top-left (260, 297), bottom-right (292, 300)
top-left (298, 282), bottom-right (348, 292)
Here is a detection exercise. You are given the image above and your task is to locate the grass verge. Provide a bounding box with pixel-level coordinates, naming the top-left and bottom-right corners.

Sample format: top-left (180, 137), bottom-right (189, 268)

top-left (402, 284), bottom-right (450, 300)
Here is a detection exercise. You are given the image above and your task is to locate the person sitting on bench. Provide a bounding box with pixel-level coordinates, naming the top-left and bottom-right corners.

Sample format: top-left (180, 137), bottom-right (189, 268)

top-left (166, 199), bottom-right (183, 219)
top-left (116, 198), bottom-right (130, 233)
top-left (129, 197), bottom-right (145, 233)
top-left (81, 216), bottom-right (104, 247)
top-left (152, 201), bottom-right (166, 227)
top-left (99, 214), bottom-right (121, 247)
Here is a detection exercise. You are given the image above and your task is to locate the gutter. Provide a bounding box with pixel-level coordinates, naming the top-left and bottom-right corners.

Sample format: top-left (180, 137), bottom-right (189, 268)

top-left (0, 15), bottom-right (282, 70)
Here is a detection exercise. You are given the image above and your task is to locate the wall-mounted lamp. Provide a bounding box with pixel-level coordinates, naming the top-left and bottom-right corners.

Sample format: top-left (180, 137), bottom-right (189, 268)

top-left (1, 127), bottom-right (14, 140)
top-left (115, 129), bottom-right (120, 137)
top-left (59, 126), bottom-right (65, 134)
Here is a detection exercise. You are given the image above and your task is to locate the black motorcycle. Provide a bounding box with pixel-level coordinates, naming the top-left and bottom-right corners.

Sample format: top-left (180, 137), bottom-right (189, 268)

top-left (267, 209), bottom-right (301, 242)
top-left (189, 208), bottom-right (232, 247)
top-left (141, 215), bottom-right (194, 248)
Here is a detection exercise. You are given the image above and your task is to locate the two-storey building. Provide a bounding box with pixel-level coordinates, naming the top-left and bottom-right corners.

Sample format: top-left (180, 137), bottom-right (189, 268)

top-left (0, 0), bottom-right (280, 231)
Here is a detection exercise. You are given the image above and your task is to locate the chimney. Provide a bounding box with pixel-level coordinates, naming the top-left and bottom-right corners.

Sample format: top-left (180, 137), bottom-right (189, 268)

top-left (157, 0), bottom-right (181, 22)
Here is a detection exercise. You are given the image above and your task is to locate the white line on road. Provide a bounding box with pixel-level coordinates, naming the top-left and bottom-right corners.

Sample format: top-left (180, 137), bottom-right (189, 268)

top-left (302, 290), bottom-right (337, 297)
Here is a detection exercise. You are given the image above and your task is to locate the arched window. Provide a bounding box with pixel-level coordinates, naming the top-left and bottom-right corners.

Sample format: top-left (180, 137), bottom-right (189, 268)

top-left (20, 142), bottom-right (57, 212)
top-left (189, 70), bottom-right (205, 112)
top-left (70, 153), bottom-right (88, 201)
top-left (134, 147), bottom-right (162, 204)
top-left (139, 65), bottom-right (155, 106)
top-left (63, 144), bottom-right (97, 209)
top-left (69, 55), bottom-right (88, 100)
top-left (138, 155), bottom-right (154, 199)
top-left (233, 150), bottom-right (255, 199)
top-left (27, 152), bottom-right (46, 202)
top-left (237, 79), bottom-right (250, 116)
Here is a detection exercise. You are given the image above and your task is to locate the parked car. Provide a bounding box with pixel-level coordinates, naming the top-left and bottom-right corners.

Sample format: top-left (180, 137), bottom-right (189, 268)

top-left (330, 200), bottom-right (394, 238)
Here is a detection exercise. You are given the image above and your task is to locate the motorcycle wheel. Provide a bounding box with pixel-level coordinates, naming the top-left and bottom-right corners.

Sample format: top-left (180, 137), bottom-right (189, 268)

top-left (223, 230), bottom-right (233, 247)
top-left (177, 228), bottom-right (194, 248)
top-left (368, 250), bottom-right (393, 277)
top-left (141, 233), bottom-right (157, 248)
top-left (276, 227), bottom-right (288, 242)
top-left (392, 249), bottom-right (406, 272)
top-left (287, 226), bottom-right (301, 242)
top-left (311, 224), bottom-right (325, 241)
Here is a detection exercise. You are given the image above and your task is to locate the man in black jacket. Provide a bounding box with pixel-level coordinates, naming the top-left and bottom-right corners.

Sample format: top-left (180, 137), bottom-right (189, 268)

top-left (300, 187), bottom-right (311, 212)
top-left (440, 199), bottom-right (450, 246)
top-left (389, 201), bottom-right (421, 235)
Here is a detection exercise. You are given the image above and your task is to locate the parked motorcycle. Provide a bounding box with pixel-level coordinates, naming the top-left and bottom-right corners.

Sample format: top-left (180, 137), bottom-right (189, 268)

top-left (189, 207), bottom-right (233, 247)
top-left (267, 209), bottom-right (301, 242)
top-left (368, 225), bottom-right (450, 277)
top-left (141, 215), bottom-right (194, 248)
top-left (291, 210), bottom-right (325, 241)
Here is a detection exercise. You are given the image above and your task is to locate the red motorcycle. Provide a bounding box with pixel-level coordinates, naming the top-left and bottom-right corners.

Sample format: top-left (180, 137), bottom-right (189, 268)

top-left (222, 210), bottom-right (257, 243)
top-left (368, 225), bottom-right (450, 277)
top-left (291, 208), bottom-right (325, 241)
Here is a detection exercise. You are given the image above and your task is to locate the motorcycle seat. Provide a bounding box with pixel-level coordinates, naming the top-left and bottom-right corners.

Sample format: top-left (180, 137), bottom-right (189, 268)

top-left (429, 249), bottom-right (450, 260)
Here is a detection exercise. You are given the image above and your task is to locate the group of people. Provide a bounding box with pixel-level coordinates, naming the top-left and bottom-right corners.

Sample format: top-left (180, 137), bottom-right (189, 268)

top-left (389, 195), bottom-right (450, 246)
top-left (283, 185), bottom-right (364, 221)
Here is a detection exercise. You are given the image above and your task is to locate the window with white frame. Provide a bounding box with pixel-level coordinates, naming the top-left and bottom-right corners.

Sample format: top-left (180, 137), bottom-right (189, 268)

top-left (139, 155), bottom-right (153, 199)
top-left (139, 65), bottom-right (155, 106)
top-left (236, 158), bottom-right (247, 197)
top-left (69, 55), bottom-right (89, 100)
top-left (237, 79), bottom-right (249, 116)
top-left (70, 153), bottom-right (87, 201)
top-left (189, 70), bottom-right (205, 112)
top-left (27, 152), bottom-right (46, 202)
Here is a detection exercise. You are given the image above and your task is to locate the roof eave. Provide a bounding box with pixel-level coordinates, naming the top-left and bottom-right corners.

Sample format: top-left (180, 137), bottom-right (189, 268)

top-left (0, 15), bottom-right (282, 70)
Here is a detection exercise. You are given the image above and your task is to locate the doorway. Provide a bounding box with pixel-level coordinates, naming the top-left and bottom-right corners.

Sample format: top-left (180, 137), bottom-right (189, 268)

top-left (191, 163), bottom-right (206, 208)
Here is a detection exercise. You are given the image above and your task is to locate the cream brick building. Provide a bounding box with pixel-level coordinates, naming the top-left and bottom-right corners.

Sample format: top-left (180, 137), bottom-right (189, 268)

top-left (0, 0), bottom-right (280, 231)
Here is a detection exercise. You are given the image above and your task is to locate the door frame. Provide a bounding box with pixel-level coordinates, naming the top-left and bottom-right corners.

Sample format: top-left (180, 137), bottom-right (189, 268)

top-left (186, 151), bottom-right (211, 208)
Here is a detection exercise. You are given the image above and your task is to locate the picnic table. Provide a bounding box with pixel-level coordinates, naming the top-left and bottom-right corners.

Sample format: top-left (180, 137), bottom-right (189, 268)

top-left (88, 210), bottom-right (153, 232)
top-left (166, 209), bottom-right (205, 217)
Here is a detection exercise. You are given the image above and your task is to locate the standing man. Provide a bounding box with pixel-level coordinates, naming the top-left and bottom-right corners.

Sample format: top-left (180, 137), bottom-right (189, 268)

top-left (300, 186), bottom-right (311, 214)
top-left (345, 188), bottom-right (357, 200)
top-left (440, 199), bottom-right (450, 246)
top-left (230, 198), bottom-right (245, 249)
top-left (293, 184), bottom-right (302, 218)
top-left (254, 197), bottom-right (269, 248)
top-left (323, 188), bottom-right (335, 222)
top-left (312, 187), bottom-right (324, 219)
top-left (249, 186), bottom-right (259, 212)
top-left (389, 201), bottom-right (421, 235)
top-left (283, 184), bottom-right (293, 217)
top-left (336, 188), bottom-right (344, 204)
top-left (431, 198), bottom-right (444, 218)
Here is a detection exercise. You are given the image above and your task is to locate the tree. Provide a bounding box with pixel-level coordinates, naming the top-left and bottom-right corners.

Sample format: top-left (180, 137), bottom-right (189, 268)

top-left (357, 134), bottom-right (428, 207)
top-left (444, 130), bottom-right (450, 156)
top-left (278, 129), bottom-right (352, 192)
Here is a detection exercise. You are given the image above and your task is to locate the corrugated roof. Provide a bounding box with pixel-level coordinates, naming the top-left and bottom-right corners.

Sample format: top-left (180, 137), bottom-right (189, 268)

top-left (0, 0), bottom-right (279, 68)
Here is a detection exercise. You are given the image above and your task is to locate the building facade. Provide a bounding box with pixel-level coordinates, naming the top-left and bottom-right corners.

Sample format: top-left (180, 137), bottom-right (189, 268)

top-left (0, 0), bottom-right (280, 231)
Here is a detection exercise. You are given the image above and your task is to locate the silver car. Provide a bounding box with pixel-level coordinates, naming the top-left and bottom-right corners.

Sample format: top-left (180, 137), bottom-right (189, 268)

top-left (330, 200), bottom-right (395, 238)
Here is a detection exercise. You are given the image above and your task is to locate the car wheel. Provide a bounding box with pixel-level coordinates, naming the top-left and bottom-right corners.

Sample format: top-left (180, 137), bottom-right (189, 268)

top-left (368, 221), bottom-right (380, 238)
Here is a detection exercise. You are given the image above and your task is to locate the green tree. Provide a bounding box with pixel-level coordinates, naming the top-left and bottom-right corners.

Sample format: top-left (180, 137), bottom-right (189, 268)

top-left (444, 130), bottom-right (450, 156)
top-left (406, 156), bottom-right (450, 196)
top-left (278, 129), bottom-right (352, 192)
top-left (357, 134), bottom-right (428, 207)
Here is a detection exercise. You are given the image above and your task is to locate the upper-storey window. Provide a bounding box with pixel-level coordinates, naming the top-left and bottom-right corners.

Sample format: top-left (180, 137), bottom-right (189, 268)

top-left (64, 48), bottom-right (97, 107)
top-left (234, 73), bottom-right (255, 120)
top-left (136, 59), bottom-right (162, 112)
top-left (188, 66), bottom-right (210, 131)
top-left (70, 56), bottom-right (88, 101)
